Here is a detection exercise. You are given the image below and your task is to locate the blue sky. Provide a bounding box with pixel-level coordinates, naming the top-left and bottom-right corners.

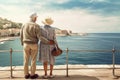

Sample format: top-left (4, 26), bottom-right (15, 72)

top-left (0, 0), bottom-right (120, 33)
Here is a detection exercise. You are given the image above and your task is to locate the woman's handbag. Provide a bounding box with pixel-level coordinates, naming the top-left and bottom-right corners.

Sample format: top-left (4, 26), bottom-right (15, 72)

top-left (51, 45), bottom-right (62, 56)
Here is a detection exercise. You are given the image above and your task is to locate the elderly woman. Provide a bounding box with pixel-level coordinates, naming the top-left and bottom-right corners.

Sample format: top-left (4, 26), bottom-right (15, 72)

top-left (39, 17), bottom-right (58, 78)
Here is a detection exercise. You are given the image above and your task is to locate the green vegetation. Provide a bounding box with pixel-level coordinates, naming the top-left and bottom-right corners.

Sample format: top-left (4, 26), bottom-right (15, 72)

top-left (0, 17), bottom-right (22, 29)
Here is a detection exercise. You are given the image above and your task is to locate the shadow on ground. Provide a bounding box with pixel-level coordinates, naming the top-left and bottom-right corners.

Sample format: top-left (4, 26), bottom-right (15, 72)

top-left (46, 75), bottom-right (99, 80)
top-left (0, 75), bottom-right (100, 80)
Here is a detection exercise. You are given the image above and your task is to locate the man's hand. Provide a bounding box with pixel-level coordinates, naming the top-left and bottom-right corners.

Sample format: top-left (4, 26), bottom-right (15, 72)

top-left (49, 40), bottom-right (55, 45)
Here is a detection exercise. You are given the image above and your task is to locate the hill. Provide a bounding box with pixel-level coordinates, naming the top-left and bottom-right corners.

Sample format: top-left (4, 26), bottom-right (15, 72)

top-left (0, 17), bottom-right (22, 29)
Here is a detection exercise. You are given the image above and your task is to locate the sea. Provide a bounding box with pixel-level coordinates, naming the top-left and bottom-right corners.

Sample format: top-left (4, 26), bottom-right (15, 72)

top-left (0, 33), bottom-right (120, 67)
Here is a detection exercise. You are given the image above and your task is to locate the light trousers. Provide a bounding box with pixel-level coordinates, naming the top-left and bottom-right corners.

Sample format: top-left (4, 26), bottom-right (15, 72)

top-left (23, 43), bottom-right (38, 75)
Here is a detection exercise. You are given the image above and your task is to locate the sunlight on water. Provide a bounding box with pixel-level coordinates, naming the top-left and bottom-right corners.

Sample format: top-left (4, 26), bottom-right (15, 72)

top-left (0, 41), bottom-right (4, 44)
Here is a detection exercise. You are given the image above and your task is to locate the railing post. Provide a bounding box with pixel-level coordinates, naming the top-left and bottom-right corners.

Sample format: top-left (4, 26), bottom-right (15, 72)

top-left (112, 46), bottom-right (116, 77)
top-left (66, 48), bottom-right (69, 77)
top-left (10, 48), bottom-right (13, 78)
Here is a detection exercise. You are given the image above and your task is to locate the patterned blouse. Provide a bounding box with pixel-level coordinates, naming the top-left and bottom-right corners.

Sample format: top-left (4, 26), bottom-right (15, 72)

top-left (39, 25), bottom-right (57, 65)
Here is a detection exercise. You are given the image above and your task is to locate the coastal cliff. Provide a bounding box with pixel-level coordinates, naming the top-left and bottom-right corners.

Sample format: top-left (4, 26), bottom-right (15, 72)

top-left (0, 17), bottom-right (87, 37)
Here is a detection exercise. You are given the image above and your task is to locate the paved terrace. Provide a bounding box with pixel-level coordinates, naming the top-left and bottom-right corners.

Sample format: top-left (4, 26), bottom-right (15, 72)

top-left (0, 65), bottom-right (120, 80)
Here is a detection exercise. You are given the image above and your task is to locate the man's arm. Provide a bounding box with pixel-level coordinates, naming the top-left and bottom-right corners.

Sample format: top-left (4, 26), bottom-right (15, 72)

top-left (20, 25), bottom-right (24, 46)
top-left (36, 25), bottom-right (54, 44)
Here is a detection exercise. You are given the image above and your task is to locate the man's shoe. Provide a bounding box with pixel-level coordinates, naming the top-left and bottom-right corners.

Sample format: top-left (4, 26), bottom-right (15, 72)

top-left (30, 74), bottom-right (39, 79)
top-left (25, 74), bottom-right (30, 79)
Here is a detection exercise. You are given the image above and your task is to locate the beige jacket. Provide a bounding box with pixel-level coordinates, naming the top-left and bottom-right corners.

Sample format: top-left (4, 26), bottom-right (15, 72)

top-left (20, 21), bottom-right (49, 45)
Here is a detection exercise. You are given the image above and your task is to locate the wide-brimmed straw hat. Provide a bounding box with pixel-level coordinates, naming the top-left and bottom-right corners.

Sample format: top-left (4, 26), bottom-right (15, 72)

top-left (42, 17), bottom-right (54, 25)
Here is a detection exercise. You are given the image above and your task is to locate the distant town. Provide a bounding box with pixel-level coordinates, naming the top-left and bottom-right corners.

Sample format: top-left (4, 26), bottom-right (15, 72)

top-left (0, 17), bottom-right (87, 38)
top-left (55, 28), bottom-right (88, 36)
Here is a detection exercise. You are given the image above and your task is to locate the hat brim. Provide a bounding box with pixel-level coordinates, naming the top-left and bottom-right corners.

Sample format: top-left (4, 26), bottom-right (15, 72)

top-left (42, 20), bottom-right (53, 25)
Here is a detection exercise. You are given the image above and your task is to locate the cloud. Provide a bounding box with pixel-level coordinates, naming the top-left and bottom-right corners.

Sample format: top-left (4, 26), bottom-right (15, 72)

top-left (0, 4), bottom-right (31, 23)
top-left (89, 0), bottom-right (108, 3)
top-left (0, 0), bottom-right (30, 4)
top-left (35, 8), bottom-right (120, 33)
top-left (40, 0), bottom-right (120, 16)
top-left (54, 0), bottom-right (70, 4)
top-left (0, 0), bottom-right (120, 33)
top-left (1, 0), bottom-right (119, 16)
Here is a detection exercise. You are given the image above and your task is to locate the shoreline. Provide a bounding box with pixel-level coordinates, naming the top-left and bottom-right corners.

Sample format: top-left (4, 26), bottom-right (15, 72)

top-left (0, 64), bottom-right (120, 69)
top-left (0, 36), bottom-right (19, 42)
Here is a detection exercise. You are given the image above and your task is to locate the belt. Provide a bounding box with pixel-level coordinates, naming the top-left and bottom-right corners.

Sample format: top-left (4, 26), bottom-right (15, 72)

top-left (24, 41), bottom-right (37, 44)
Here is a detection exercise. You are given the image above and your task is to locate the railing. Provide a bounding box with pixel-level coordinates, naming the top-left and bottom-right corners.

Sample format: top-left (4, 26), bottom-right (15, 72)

top-left (0, 48), bottom-right (120, 79)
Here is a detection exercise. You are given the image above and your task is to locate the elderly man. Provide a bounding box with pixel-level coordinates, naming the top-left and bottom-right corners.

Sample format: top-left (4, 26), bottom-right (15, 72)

top-left (20, 13), bottom-right (54, 79)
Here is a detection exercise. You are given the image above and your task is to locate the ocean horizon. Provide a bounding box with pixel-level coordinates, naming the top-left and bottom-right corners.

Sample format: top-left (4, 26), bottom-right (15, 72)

top-left (0, 33), bottom-right (120, 67)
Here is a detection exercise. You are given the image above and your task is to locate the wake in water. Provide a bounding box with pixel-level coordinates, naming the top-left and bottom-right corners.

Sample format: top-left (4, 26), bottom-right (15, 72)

top-left (0, 41), bottom-right (5, 44)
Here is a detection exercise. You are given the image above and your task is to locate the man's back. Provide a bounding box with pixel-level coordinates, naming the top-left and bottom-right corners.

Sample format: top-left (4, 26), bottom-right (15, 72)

top-left (21, 22), bottom-right (40, 43)
top-left (22, 22), bottom-right (40, 44)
